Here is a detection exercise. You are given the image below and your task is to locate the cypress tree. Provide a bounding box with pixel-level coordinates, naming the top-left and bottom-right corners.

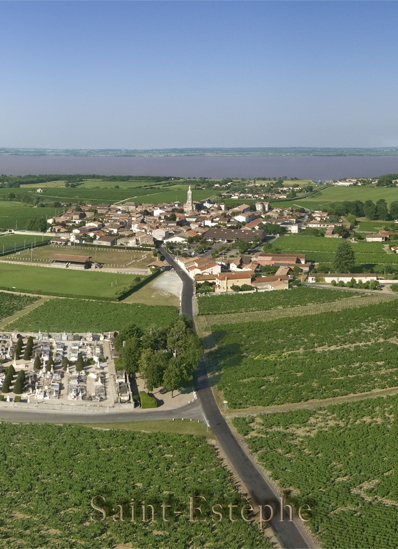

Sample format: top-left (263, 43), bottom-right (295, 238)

top-left (34, 356), bottom-right (42, 371)
top-left (75, 355), bottom-right (84, 372)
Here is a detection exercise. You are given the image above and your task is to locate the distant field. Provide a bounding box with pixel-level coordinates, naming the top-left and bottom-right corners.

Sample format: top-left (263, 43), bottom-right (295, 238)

top-left (7, 298), bottom-right (178, 332)
top-left (272, 234), bottom-right (398, 265)
top-left (357, 219), bottom-right (394, 232)
top-left (233, 395), bottom-right (398, 549)
top-left (275, 235), bottom-right (385, 253)
top-left (22, 178), bottom-right (172, 189)
top-left (0, 263), bottom-right (142, 298)
top-left (212, 299), bottom-right (398, 408)
top-left (7, 185), bottom-right (214, 205)
top-left (197, 286), bottom-right (359, 315)
top-left (0, 234), bottom-right (51, 251)
top-left (0, 202), bottom-right (62, 230)
top-left (3, 244), bottom-right (152, 269)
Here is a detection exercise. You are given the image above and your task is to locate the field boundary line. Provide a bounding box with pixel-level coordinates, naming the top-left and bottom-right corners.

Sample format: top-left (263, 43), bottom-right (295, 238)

top-left (201, 292), bottom-right (397, 326)
top-left (225, 386), bottom-right (398, 417)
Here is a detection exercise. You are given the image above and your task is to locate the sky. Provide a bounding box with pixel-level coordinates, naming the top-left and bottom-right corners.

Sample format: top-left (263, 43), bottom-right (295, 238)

top-left (1, 1), bottom-right (398, 149)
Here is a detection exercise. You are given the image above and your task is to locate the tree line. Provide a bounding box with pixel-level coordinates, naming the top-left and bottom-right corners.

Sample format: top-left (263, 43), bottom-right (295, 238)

top-left (327, 199), bottom-right (398, 220)
top-left (114, 317), bottom-right (202, 396)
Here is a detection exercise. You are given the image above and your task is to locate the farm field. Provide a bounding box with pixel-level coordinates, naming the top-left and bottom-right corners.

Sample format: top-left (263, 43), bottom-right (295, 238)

top-left (6, 298), bottom-right (179, 332)
top-left (356, 219), bottom-right (392, 232)
top-left (0, 263), bottom-right (143, 299)
top-left (304, 185), bottom-right (398, 204)
top-left (233, 395), bottom-right (398, 549)
top-left (197, 286), bottom-right (364, 315)
top-left (211, 299), bottom-right (398, 409)
top-left (12, 184), bottom-right (214, 205)
top-left (0, 292), bottom-right (38, 322)
top-left (272, 234), bottom-right (398, 266)
top-left (0, 234), bottom-right (51, 251)
top-left (3, 244), bottom-right (153, 269)
top-left (0, 423), bottom-right (268, 549)
top-left (22, 178), bottom-right (172, 189)
top-left (0, 202), bottom-right (62, 230)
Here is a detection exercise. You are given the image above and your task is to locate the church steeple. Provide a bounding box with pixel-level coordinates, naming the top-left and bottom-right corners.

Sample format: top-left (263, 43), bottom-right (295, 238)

top-left (184, 185), bottom-right (193, 213)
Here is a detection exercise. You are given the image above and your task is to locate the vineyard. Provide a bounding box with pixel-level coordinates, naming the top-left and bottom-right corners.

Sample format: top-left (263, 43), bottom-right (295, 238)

top-left (0, 202), bottom-right (63, 230)
top-left (0, 423), bottom-right (268, 549)
top-left (232, 395), bottom-right (398, 549)
top-left (0, 292), bottom-right (38, 321)
top-left (6, 298), bottom-right (179, 332)
top-left (197, 286), bottom-right (363, 315)
top-left (212, 300), bottom-right (398, 408)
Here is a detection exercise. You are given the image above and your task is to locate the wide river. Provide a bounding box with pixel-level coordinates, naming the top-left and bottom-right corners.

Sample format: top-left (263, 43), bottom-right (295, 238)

top-left (2, 154), bottom-right (398, 180)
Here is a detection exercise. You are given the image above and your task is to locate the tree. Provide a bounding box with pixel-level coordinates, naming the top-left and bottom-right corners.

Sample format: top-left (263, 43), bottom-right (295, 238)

top-left (139, 349), bottom-right (169, 391)
top-left (46, 356), bottom-right (54, 372)
top-left (75, 355), bottom-right (84, 372)
top-left (375, 199), bottom-right (390, 221)
top-left (332, 241), bottom-right (355, 273)
top-left (333, 226), bottom-right (349, 238)
top-left (26, 217), bottom-right (48, 232)
top-left (162, 359), bottom-right (185, 398)
top-left (62, 357), bottom-right (69, 371)
top-left (363, 200), bottom-right (377, 220)
top-left (34, 356), bottom-right (42, 371)
top-left (389, 200), bottom-right (398, 220)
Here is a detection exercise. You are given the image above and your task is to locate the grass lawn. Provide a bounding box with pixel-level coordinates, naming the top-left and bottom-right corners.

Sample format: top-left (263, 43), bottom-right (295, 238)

top-left (3, 244), bottom-right (153, 269)
top-left (0, 234), bottom-right (51, 251)
top-left (85, 419), bottom-right (210, 437)
top-left (0, 263), bottom-right (142, 298)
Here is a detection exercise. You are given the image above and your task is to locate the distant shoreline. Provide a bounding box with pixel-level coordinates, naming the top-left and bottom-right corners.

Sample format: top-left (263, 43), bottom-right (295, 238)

top-left (1, 147), bottom-right (398, 158)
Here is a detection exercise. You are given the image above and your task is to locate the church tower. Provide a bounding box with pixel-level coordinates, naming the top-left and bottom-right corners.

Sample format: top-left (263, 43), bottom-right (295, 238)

top-left (184, 185), bottom-right (193, 214)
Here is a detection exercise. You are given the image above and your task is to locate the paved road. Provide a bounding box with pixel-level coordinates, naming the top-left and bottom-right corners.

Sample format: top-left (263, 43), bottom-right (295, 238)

top-left (160, 247), bottom-right (312, 549)
top-left (0, 399), bottom-right (203, 424)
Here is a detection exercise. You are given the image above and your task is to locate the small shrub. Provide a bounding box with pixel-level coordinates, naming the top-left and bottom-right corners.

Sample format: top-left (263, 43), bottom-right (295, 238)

top-left (139, 391), bottom-right (158, 409)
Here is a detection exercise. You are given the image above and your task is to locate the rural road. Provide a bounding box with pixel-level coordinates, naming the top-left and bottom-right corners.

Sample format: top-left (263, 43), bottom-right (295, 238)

top-left (160, 247), bottom-right (313, 549)
top-left (0, 399), bottom-right (203, 423)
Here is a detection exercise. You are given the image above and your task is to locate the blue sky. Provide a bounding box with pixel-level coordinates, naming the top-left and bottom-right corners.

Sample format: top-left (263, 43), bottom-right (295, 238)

top-left (1, 1), bottom-right (398, 149)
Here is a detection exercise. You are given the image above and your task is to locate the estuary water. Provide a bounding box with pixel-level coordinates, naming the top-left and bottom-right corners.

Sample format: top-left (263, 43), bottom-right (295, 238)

top-left (2, 154), bottom-right (398, 180)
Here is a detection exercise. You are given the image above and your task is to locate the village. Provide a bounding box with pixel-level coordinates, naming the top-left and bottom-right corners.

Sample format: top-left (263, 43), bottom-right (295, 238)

top-left (28, 185), bottom-right (397, 293)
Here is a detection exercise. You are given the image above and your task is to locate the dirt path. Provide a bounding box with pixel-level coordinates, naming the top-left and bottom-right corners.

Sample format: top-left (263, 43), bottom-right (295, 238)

top-left (225, 386), bottom-right (398, 417)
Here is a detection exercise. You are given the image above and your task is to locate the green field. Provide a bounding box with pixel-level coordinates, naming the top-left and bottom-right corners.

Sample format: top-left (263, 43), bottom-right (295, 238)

top-left (233, 395), bottom-right (398, 549)
top-left (7, 298), bottom-right (178, 332)
top-left (4, 184), bottom-right (214, 205)
top-left (212, 300), bottom-right (398, 408)
top-left (197, 286), bottom-right (360, 315)
top-left (270, 186), bottom-right (398, 211)
top-left (0, 423), bottom-right (268, 549)
top-left (4, 244), bottom-right (152, 268)
top-left (0, 233), bottom-right (51, 251)
top-left (272, 234), bottom-right (398, 266)
top-left (0, 202), bottom-right (62, 230)
top-left (0, 263), bottom-right (145, 299)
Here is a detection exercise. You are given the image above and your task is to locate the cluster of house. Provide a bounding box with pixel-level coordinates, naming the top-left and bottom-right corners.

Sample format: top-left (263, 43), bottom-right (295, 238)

top-left (47, 187), bottom-right (308, 248)
top-left (177, 252), bottom-right (310, 292)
